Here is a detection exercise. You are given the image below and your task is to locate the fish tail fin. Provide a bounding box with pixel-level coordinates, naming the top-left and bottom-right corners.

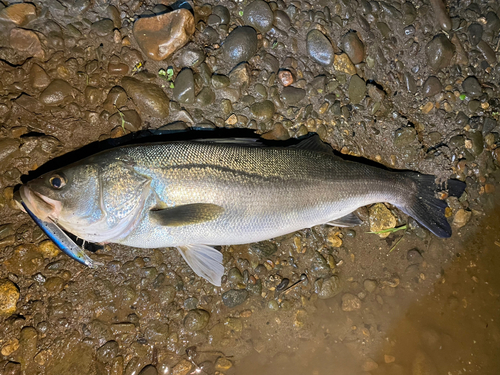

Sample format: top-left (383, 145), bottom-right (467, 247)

top-left (397, 173), bottom-right (466, 238)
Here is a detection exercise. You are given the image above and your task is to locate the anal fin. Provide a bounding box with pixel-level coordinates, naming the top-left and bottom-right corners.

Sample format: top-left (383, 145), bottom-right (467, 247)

top-left (177, 245), bottom-right (224, 286)
top-left (327, 212), bottom-right (363, 227)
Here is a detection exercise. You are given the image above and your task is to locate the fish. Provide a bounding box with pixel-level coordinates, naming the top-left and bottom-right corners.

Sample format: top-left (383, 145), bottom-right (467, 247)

top-left (18, 135), bottom-right (465, 286)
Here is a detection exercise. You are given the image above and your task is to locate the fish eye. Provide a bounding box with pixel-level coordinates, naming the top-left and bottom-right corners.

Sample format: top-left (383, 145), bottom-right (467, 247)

top-left (49, 174), bottom-right (66, 189)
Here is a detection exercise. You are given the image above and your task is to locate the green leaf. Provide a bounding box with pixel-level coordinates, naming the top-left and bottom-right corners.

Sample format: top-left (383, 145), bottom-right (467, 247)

top-left (367, 225), bottom-right (407, 235)
top-left (459, 94), bottom-right (466, 100)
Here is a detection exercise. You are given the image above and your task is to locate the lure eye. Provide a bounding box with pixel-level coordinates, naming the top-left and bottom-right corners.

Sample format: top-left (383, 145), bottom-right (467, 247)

top-left (49, 174), bottom-right (66, 189)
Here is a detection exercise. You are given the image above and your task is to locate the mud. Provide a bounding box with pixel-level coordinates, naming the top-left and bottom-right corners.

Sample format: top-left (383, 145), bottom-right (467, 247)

top-left (1, 0), bottom-right (500, 374)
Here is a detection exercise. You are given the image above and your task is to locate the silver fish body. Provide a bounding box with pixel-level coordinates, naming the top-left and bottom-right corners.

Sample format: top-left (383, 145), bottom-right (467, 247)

top-left (19, 138), bottom-right (464, 285)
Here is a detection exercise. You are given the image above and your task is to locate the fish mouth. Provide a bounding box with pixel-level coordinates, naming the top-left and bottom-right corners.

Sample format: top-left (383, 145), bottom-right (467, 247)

top-left (19, 185), bottom-right (62, 221)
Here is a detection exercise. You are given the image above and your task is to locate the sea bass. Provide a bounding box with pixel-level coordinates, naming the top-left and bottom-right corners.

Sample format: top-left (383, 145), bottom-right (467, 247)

top-left (19, 137), bottom-right (465, 285)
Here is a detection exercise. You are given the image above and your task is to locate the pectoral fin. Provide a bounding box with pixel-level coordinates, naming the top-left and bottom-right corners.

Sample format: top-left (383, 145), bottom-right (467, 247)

top-left (327, 213), bottom-right (363, 227)
top-left (177, 245), bottom-right (224, 286)
top-left (150, 203), bottom-right (224, 226)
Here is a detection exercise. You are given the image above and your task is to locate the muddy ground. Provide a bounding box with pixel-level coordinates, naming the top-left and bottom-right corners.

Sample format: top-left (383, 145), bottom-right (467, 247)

top-left (1, 0), bottom-right (500, 374)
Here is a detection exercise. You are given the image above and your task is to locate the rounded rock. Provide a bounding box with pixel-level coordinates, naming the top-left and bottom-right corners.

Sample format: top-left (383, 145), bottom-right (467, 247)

top-left (213, 5), bottom-right (230, 25)
top-left (462, 76), bottom-right (482, 98)
top-left (243, 0), bottom-right (274, 34)
top-left (221, 26), bottom-right (258, 66)
top-left (139, 365), bottom-right (158, 375)
top-left (425, 34), bottom-right (455, 71)
top-left (0, 3), bottom-right (37, 26)
top-left (394, 127), bottom-right (416, 147)
top-left (121, 77), bottom-right (169, 118)
top-left (341, 293), bottom-right (361, 311)
top-left (29, 64), bottom-right (51, 89)
top-left (341, 31), bottom-right (365, 64)
top-left (281, 86), bottom-right (305, 105)
top-left (423, 76), bottom-right (442, 97)
top-left (348, 75), bottom-right (366, 105)
top-left (467, 23), bottom-right (483, 46)
top-left (173, 68), bottom-right (195, 104)
top-left (133, 9), bottom-right (195, 61)
top-left (307, 29), bottom-right (334, 66)
top-left (317, 275), bottom-right (341, 299)
top-left (184, 309), bottom-right (210, 331)
top-left (39, 79), bottom-right (74, 106)
top-left (250, 100), bottom-right (275, 122)
top-left (91, 19), bottom-right (114, 36)
top-left (222, 289), bottom-right (248, 307)
top-left (9, 28), bottom-right (44, 58)
top-left (0, 279), bottom-right (19, 316)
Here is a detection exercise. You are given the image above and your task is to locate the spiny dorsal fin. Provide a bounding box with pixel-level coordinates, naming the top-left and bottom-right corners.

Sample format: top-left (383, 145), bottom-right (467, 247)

top-left (150, 203), bottom-right (224, 226)
top-left (293, 135), bottom-right (335, 155)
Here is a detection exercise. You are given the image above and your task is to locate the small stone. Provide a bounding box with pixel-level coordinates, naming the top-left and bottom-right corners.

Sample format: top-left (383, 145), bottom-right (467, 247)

top-left (341, 293), bottom-right (361, 311)
top-left (394, 127), bottom-right (416, 147)
top-left (212, 74), bottom-right (230, 89)
top-left (174, 43), bottom-right (205, 68)
top-left (462, 76), bottom-right (482, 98)
top-left (334, 53), bottom-right (356, 75)
top-left (0, 3), bottom-right (36, 26)
top-left (421, 102), bottom-right (434, 114)
top-left (229, 63), bottom-right (251, 89)
top-left (453, 209), bottom-right (471, 228)
top-left (195, 87), bottom-right (215, 107)
top-left (139, 365), bottom-right (158, 375)
top-left (425, 34), bottom-right (455, 71)
top-left (261, 123), bottom-right (289, 140)
top-left (109, 110), bottom-right (142, 132)
top-left (477, 41), bottom-right (497, 66)
top-left (384, 354), bottom-right (396, 363)
top-left (1, 338), bottom-right (19, 356)
top-left (184, 309), bottom-right (210, 332)
top-left (108, 62), bottom-right (129, 75)
top-left (173, 69), bottom-right (195, 104)
top-left (97, 341), bottom-right (119, 363)
top-left (407, 249), bottom-right (423, 264)
top-left (362, 359), bottom-right (379, 372)
top-left (215, 357), bottom-right (232, 372)
top-left (222, 289), bottom-right (248, 307)
top-left (429, 0), bottom-right (452, 31)
top-left (0, 279), bottom-right (19, 317)
top-left (364, 279), bottom-right (377, 293)
top-left (144, 320), bottom-right (169, 343)
top-left (422, 76), bottom-right (442, 97)
top-left (327, 231), bottom-right (342, 247)
top-left (121, 77), bottom-right (169, 118)
top-left (281, 86), bottom-right (305, 105)
top-left (133, 9), bottom-right (195, 61)
top-left (39, 79), bottom-right (74, 106)
top-left (243, 0), bottom-right (274, 34)
top-left (369, 203), bottom-right (397, 238)
top-left (38, 240), bottom-right (61, 258)
top-left (278, 70), bottom-right (294, 86)
top-left (29, 64), bottom-right (51, 89)
top-left (467, 23), bottom-right (483, 46)
top-left (273, 10), bottom-right (291, 30)
top-left (221, 27), bottom-right (258, 67)
top-left (307, 29), bottom-right (334, 65)
top-left (348, 75), bottom-right (366, 105)
top-left (341, 31), bottom-right (365, 64)
top-left (213, 5), bottom-right (230, 25)
top-left (92, 19), bottom-right (114, 36)
top-left (9, 28), bottom-right (44, 59)
top-left (316, 275), bottom-right (342, 299)
top-left (5, 244), bottom-right (44, 275)
top-left (103, 86), bottom-right (128, 112)
top-left (250, 100), bottom-right (275, 122)
top-left (172, 359), bottom-right (192, 375)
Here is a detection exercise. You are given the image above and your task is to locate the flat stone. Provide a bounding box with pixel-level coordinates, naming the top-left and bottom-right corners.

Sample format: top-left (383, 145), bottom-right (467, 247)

top-left (341, 31), bottom-right (365, 64)
top-left (316, 275), bottom-right (341, 299)
top-left (103, 86), bottom-right (128, 112)
top-left (348, 75), bottom-right (366, 104)
top-left (243, 0), bottom-right (274, 34)
top-left (307, 29), bottom-right (334, 65)
top-left (221, 26), bottom-right (258, 67)
top-left (341, 293), bottom-right (361, 311)
top-left (9, 28), bottom-right (44, 59)
top-left (39, 79), bottom-right (74, 106)
top-left (29, 64), bottom-right (51, 89)
top-left (0, 279), bottom-right (19, 316)
top-left (183, 309), bottom-right (210, 332)
top-left (281, 86), bottom-right (305, 105)
top-left (423, 76), bottom-right (442, 97)
top-left (250, 100), bottom-right (275, 122)
top-left (222, 289), bottom-right (248, 307)
top-left (109, 110), bottom-right (142, 131)
top-left (195, 87), bottom-right (215, 107)
top-left (121, 77), bottom-right (169, 118)
top-left (467, 23), bottom-right (483, 46)
top-left (212, 5), bottom-right (230, 25)
top-left (334, 53), bottom-right (356, 75)
top-left (425, 33), bottom-right (455, 71)
top-left (394, 127), bottom-right (416, 147)
top-left (173, 68), bottom-right (195, 104)
top-left (133, 9), bottom-right (195, 61)
top-left (91, 18), bottom-right (114, 36)
top-left (462, 76), bottom-right (482, 98)
top-left (0, 3), bottom-right (36, 26)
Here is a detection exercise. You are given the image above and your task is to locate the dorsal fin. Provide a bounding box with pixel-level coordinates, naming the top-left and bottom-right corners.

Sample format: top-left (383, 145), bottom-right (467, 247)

top-left (293, 135), bottom-right (339, 156)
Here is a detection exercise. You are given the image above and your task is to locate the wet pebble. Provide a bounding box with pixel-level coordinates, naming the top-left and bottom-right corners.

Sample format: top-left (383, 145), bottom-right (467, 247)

top-left (222, 289), bottom-right (248, 307)
top-left (221, 27), bottom-right (258, 67)
top-left (281, 86), bottom-right (305, 105)
top-left (348, 75), bottom-right (366, 105)
top-left (97, 340), bottom-right (119, 363)
top-left (133, 9), bottom-right (195, 61)
top-left (10, 28), bottom-right (44, 58)
top-left (273, 10), bottom-right (291, 30)
top-left (121, 77), bottom-right (169, 118)
top-left (334, 53), bottom-right (356, 75)
top-left (5, 244), bottom-right (44, 275)
top-left (173, 69), bottom-right (195, 104)
top-left (369, 203), bottom-right (397, 238)
top-left (452, 209), bottom-right (471, 228)
top-left (29, 64), bottom-right (51, 89)
top-left (110, 109), bottom-right (142, 132)
top-left (278, 70), bottom-right (293, 86)
top-left (39, 79), bottom-right (74, 106)
top-left (0, 279), bottom-right (19, 316)
top-left (341, 293), bottom-right (361, 311)
top-left (0, 3), bottom-right (36, 25)
top-left (341, 31), bottom-right (365, 64)
top-left (316, 275), bottom-right (341, 299)
top-left (407, 249), bottom-right (423, 264)
top-left (213, 5), bottom-right (230, 25)
top-left (364, 279), bottom-right (377, 293)
top-left (195, 87), bottom-right (215, 107)
top-left (249, 241), bottom-right (277, 257)
top-left (429, 0), bottom-right (452, 31)
top-left (174, 43), bottom-right (205, 68)
top-left (462, 76), bottom-right (482, 98)
top-left (250, 100), bottom-right (275, 122)
top-left (171, 359), bottom-right (192, 375)
top-left (467, 23), bottom-right (483, 46)
top-left (425, 34), bottom-right (455, 71)
top-left (307, 29), bottom-right (334, 65)
top-left (16, 326), bottom-right (37, 369)
top-left (139, 365), bottom-right (158, 375)
top-left (184, 309), bottom-right (210, 332)
top-left (394, 127), bottom-right (416, 147)
top-left (423, 76), bottom-right (442, 97)
top-left (91, 19), bottom-right (114, 36)
top-left (103, 86), bottom-right (128, 112)
top-left (243, 0), bottom-right (274, 34)
top-left (144, 320), bottom-right (169, 343)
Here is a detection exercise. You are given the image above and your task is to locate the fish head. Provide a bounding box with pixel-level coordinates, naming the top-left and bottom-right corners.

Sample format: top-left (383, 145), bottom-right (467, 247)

top-left (20, 163), bottom-right (102, 224)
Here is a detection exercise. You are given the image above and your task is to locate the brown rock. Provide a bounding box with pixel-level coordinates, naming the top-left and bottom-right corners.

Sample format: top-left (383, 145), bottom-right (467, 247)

top-left (0, 3), bottom-right (36, 26)
top-left (29, 64), bottom-right (51, 89)
top-left (39, 79), bottom-right (74, 106)
top-left (121, 77), bottom-right (169, 118)
top-left (453, 209), bottom-right (471, 228)
top-left (0, 279), bottom-right (19, 317)
top-left (278, 69), bottom-right (294, 86)
top-left (341, 31), bottom-right (365, 64)
top-left (108, 62), bottom-right (129, 75)
top-left (334, 53), bottom-right (356, 75)
top-left (9, 28), bottom-right (44, 59)
top-left (133, 9), bottom-right (195, 61)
